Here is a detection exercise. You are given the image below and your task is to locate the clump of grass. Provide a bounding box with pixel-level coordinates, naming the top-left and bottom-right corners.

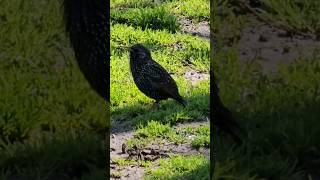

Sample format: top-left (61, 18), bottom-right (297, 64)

top-left (127, 121), bottom-right (209, 149)
top-left (136, 121), bottom-right (172, 138)
top-left (191, 135), bottom-right (210, 148)
top-left (111, 0), bottom-right (157, 9)
top-left (259, 0), bottom-right (320, 34)
top-left (113, 158), bottom-right (137, 167)
top-left (177, 124), bottom-right (209, 148)
top-left (111, 6), bottom-right (180, 33)
top-left (167, 0), bottom-right (210, 21)
top-left (111, 172), bottom-right (122, 178)
top-left (190, 126), bottom-right (210, 148)
top-left (127, 121), bottom-right (185, 147)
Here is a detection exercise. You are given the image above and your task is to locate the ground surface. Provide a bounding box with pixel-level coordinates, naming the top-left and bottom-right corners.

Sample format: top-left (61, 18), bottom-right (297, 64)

top-left (237, 21), bottom-right (320, 73)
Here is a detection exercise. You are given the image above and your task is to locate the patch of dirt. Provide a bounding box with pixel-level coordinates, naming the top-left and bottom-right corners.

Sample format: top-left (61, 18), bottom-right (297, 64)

top-left (184, 69), bottom-right (209, 85)
top-left (179, 18), bottom-right (210, 39)
top-left (110, 119), bottom-right (209, 179)
top-left (237, 23), bottom-right (320, 73)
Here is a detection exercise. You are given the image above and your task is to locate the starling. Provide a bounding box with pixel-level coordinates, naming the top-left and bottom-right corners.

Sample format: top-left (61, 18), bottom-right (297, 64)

top-left (62, 0), bottom-right (110, 177)
top-left (129, 44), bottom-right (186, 107)
top-left (211, 69), bottom-right (243, 144)
top-left (63, 0), bottom-right (109, 101)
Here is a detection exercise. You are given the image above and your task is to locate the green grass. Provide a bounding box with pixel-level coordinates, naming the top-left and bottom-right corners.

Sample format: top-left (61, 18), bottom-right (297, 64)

top-left (111, 0), bottom-right (210, 22)
top-left (111, 6), bottom-right (180, 33)
top-left (0, 133), bottom-right (106, 179)
top-left (212, 1), bottom-right (320, 179)
top-left (0, 0), bottom-right (107, 178)
top-left (110, 0), bottom-right (164, 9)
top-left (111, 0), bottom-right (209, 178)
top-left (125, 121), bottom-right (209, 150)
top-left (111, 23), bottom-right (209, 123)
top-left (212, 0), bottom-right (320, 36)
top-left (190, 125), bottom-right (210, 148)
top-left (113, 158), bottom-right (138, 167)
top-left (166, 0), bottom-right (210, 21)
top-left (145, 155), bottom-right (209, 180)
top-left (259, 0), bottom-right (320, 34)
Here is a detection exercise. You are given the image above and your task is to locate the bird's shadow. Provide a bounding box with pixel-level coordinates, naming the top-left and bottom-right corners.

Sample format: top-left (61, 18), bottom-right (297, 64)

top-left (111, 93), bottom-right (210, 134)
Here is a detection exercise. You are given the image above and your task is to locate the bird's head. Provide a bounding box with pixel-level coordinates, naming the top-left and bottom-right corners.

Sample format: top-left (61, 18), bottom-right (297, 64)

top-left (129, 44), bottom-right (151, 61)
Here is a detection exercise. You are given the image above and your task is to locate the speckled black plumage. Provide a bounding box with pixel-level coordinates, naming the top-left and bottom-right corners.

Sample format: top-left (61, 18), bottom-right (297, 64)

top-left (63, 0), bottom-right (110, 177)
top-left (63, 0), bottom-right (109, 101)
top-left (129, 44), bottom-right (186, 106)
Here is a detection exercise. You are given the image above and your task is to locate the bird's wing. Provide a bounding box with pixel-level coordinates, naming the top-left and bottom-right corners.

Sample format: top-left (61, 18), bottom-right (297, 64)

top-left (143, 61), bottom-right (179, 97)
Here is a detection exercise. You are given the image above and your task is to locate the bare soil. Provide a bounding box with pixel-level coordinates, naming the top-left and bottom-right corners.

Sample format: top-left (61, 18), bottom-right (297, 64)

top-left (179, 18), bottom-right (210, 39)
top-left (184, 69), bottom-right (209, 85)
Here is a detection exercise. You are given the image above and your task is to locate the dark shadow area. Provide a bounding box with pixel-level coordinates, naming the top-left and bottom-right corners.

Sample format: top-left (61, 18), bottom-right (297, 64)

top-left (0, 132), bottom-right (106, 179)
top-left (214, 100), bottom-right (320, 179)
top-left (212, 53), bottom-right (320, 178)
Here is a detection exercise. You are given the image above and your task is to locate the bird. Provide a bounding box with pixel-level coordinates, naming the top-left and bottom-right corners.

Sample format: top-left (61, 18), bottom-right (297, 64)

top-left (63, 0), bottom-right (109, 101)
top-left (211, 69), bottom-right (243, 144)
top-left (62, 0), bottom-right (110, 177)
top-left (129, 44), bottom-right (187, 107)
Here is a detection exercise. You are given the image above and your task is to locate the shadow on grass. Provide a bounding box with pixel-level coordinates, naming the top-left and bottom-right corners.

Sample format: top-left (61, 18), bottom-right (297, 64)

top-left (111, 93), bottom-right (210, 134)
top-left (214, 99), bottom-right (320, 179)
top-left (0, 132), bottom-right (106, 180)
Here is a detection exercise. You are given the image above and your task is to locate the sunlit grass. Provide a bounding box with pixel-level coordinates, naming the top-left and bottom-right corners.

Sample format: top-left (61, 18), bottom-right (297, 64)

top-left (145, 155), bottom-right (209, 180)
